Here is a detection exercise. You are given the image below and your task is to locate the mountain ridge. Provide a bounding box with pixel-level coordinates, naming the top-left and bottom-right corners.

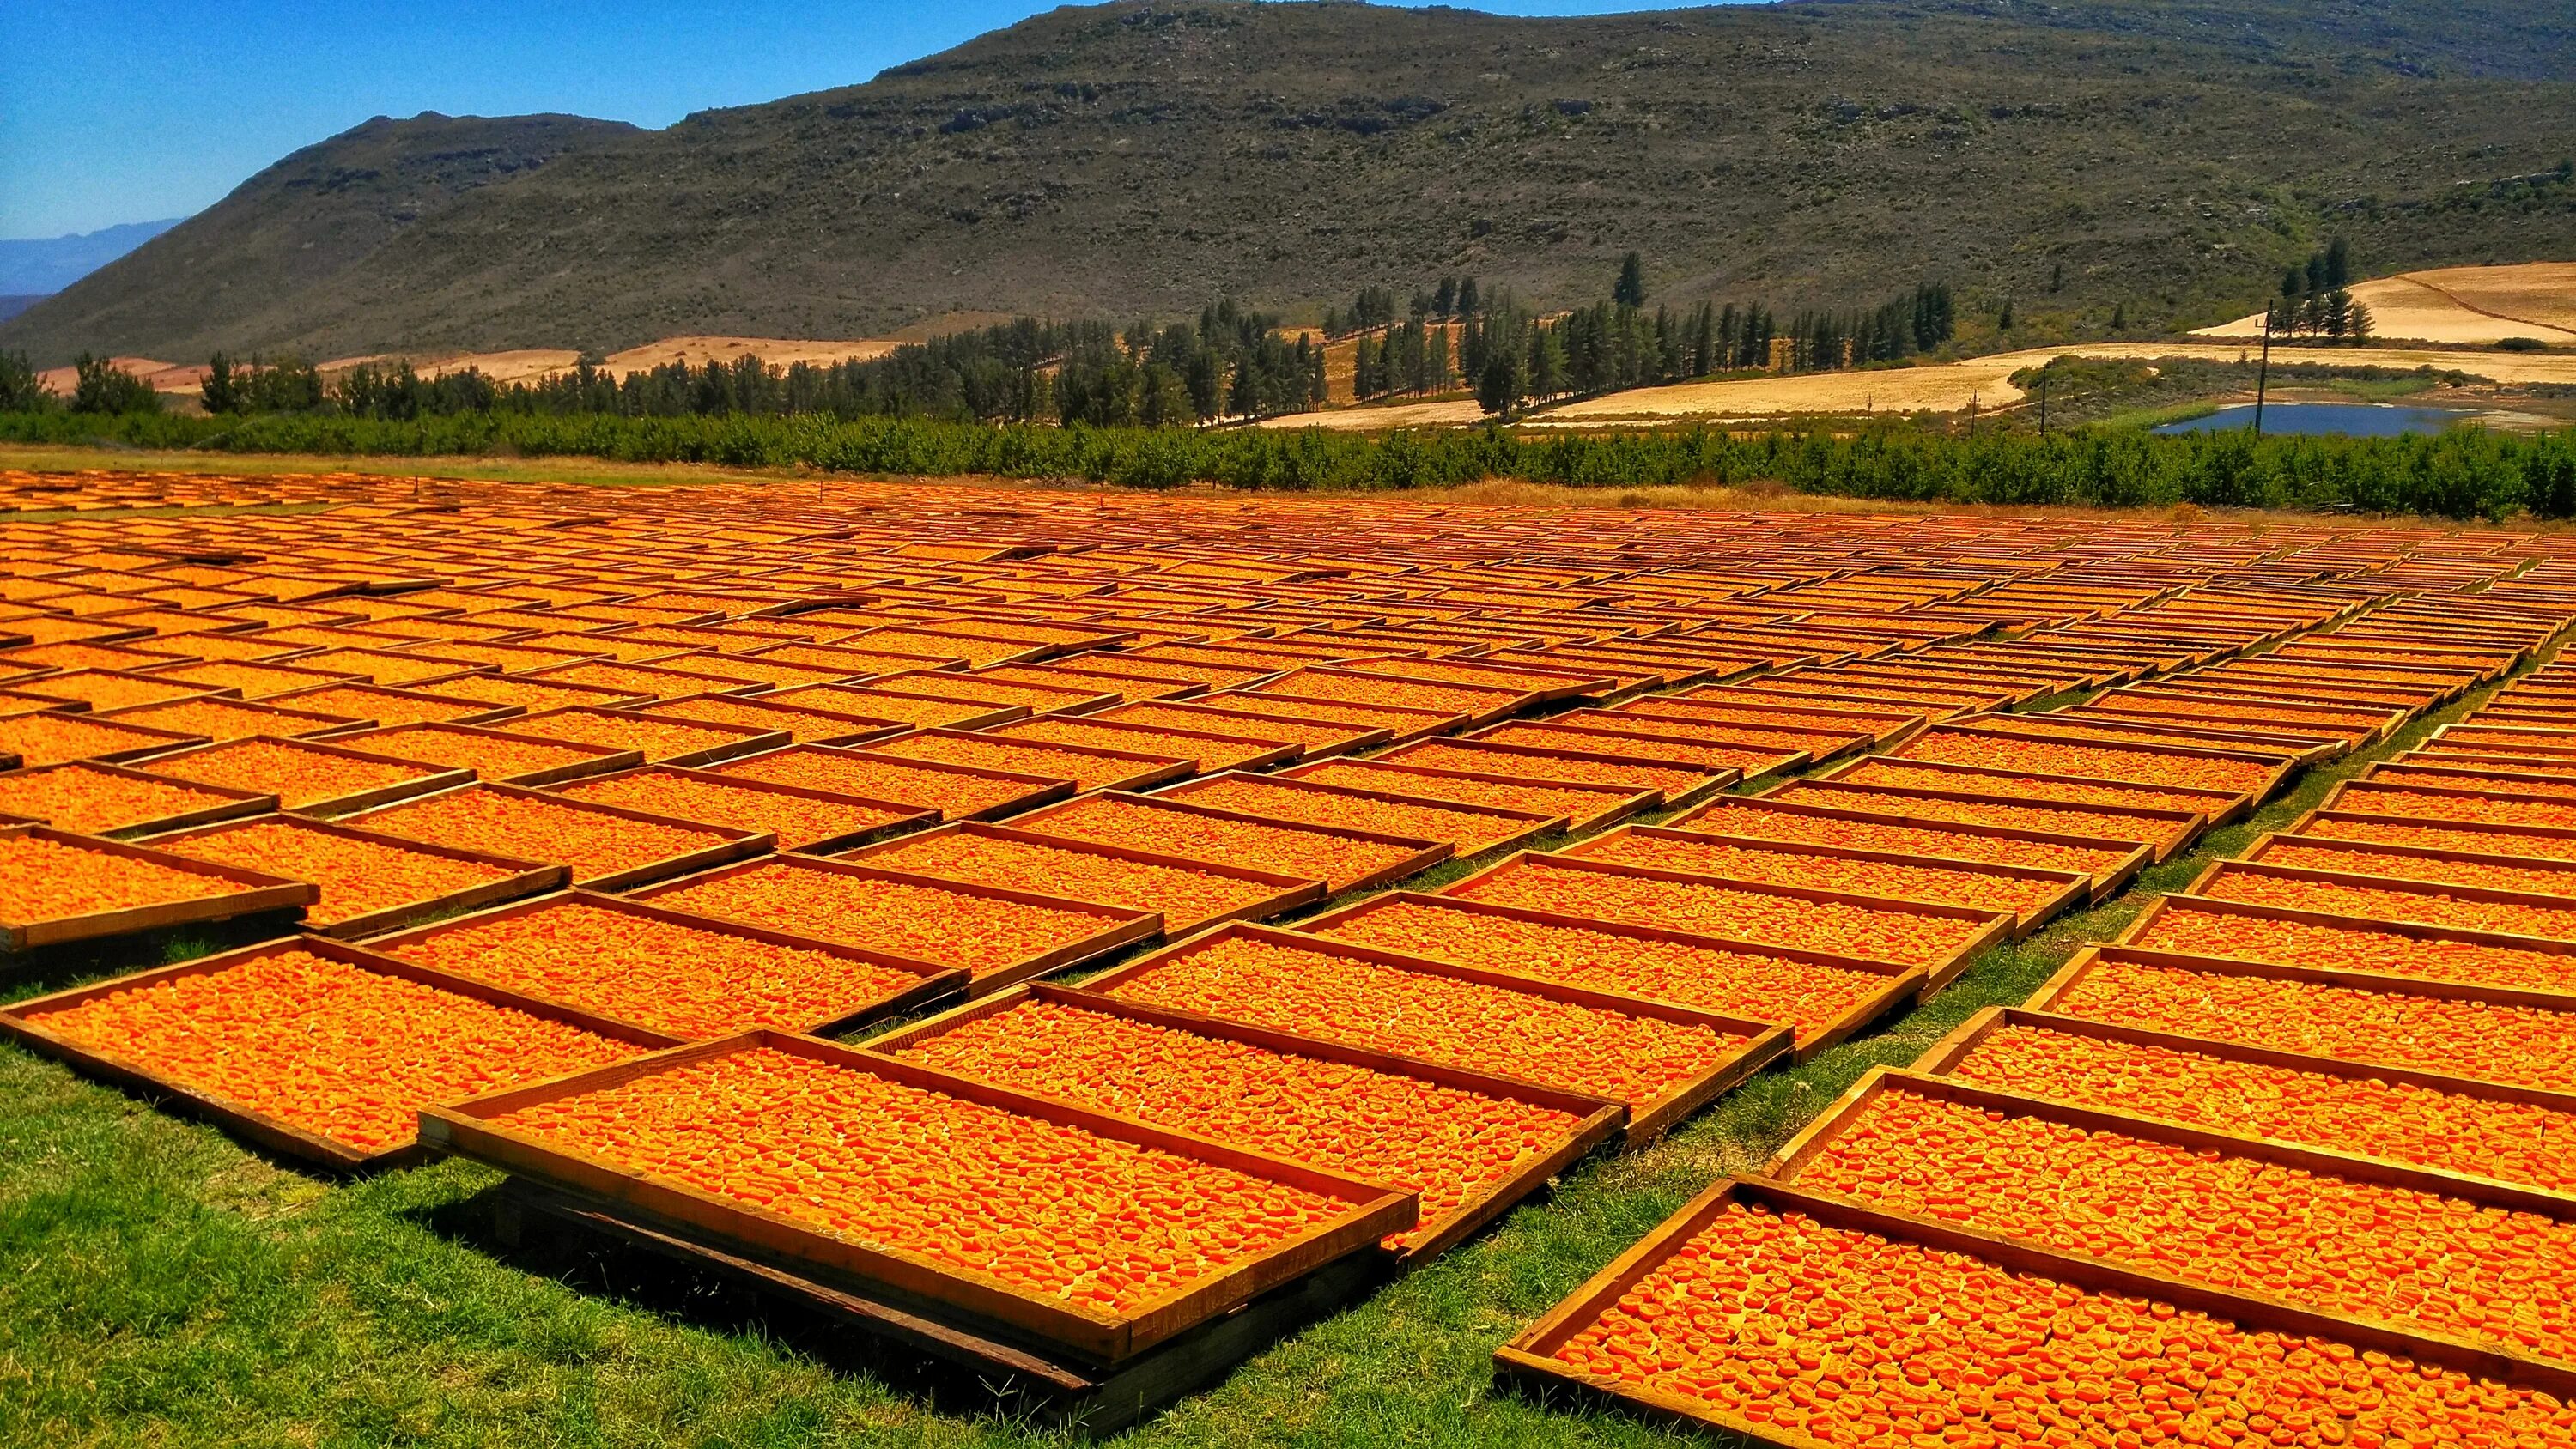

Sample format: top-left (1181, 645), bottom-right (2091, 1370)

top-left (6, 0), bottom-right (2573, 367)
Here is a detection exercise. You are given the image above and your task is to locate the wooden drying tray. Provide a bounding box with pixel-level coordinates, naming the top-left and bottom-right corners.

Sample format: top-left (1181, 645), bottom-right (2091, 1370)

top-left (137, 733), bottom-right (475, 817)
top-left (368, 888), bottom-right (967, 1036)
top-left (0, 933), bottom-right (678, 1170)
top-left (420, 1028), bottom-right (1414, 1366)
top-left (508, 706), bottom-right (789, 770)
top-left (1010, 790), bottom-right (1449, 897)
top-left (1564, 823), bottom-right (2090, 941)
top-left (2287, 803), bottom-right (2576, 862)
top-left (2239, 826), bottom-right (2576, 895)
top-left (544, 763), bottom-right (937, 856)
top-left (1382, 737), bottom-right (1739, 814)
top-left (637, 690), bottom-right (914, 749)
top-left (0, 822), bottom-right (315, 951)
top-left (1814, 752), bottom-right (2248, 828)
top-left (1155, 771), bottom-right (1563, 863)
top-left (1955, 707), bottom-right (2344, 767)
top-left (875, 728), bottom-right (1192, 795)
top-left (860, 979), bottom-right (1623, 1264)
top-left (143, 812), bottom-right (567, 940)
top-left (1293, 890), bottom-right (1920, 1064)
top-left (1491, 1173), bottom-right (2576, 1449)
top-left (1471, 718), bottom-right (1812, 785)
top-left (1077, 921), bottom-right (1791, 1145)
top-left (331, 720), bottom-right (644, 790)
top-left (1106, 699), bottom-right (1392, 758)
top-left (340, 783), bottom-right (775, 894)
top-left (1895, 718), bottom-right (2297, 802)
top-left (1278, 757), bottom-right (1653, 834)
top-left (0, 757), bottom-right (276, 839)
top-left (839, 821), bottom-right (1325, 937)
top-left (629, 852), bottom-right (1161, 997)
top-left (1676, 791), bottom-right (2152, 901)
top-left (1440, 851), bottom-right (2012, 1000)
top-left (991, 716), bottom-right (1299, 773)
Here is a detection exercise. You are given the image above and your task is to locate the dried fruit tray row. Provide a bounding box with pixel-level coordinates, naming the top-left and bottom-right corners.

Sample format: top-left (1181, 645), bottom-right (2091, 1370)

top-left (2114, 893), bottom-right (2576, 997)
top-left (2241, 830), bottom-right (2576, 900)
top-left (872, 729), bottom-right (1189, 794)
top-left (842, 822), bottom-right (1321, 937)
top-left (1890, 722), bottom-right (2288, 798)
top-left (2292, 805), bottom-right (2576, 864)
top-left (0, 707), bottom-right (204, 767)
top-left (1498, 1175), bottom-right (2576, 1449)
top-left (635, 689), bottom-right (909, 749)
top-left (2429, 724), bottom-right (2576, 756)
top-left (1468, 721), bottom-right (1807, 783)
top-left (2080, 688), bottom-right (2403, 746)
top-left (983, 715), bottom-right (1296, 774)
top-left (1820, 754), bottom-right (2245, 826)
top-left (0, 823), bottom-right (315, 950)
top-left (868, 670), bottom-right (1115, 718)
top-left (1769, 1068), bottom-right (2576, 1373)
top-left (1954, 707), bottom-right (2341, 767)
top-left (2322, 776), bottom-right (2576, 832)
top-left (1577, 704), bottom-right (1868, 762)
top-left (18, 667), bottom-right (228, 712)
top-left (1298, 892), bottom-right (1917, 1061)
top-left (710, 743), bottom-right (1073, 823)
top-left (545, 764), bottom-right (933, 854)
top-left (1677, 791), bottom-right (2149, 898)
top-left (1655, 689), bottom-right (1927, 745)
top-left (2031, 944), bottom-right (2576, 1093)
top-left (418, 670), bottom-right (646, 714)
top-left (1097, 699), bottom-right (1388, 758)
top-left (1010, 791), bottom-right (1446, 895)
top-left (150, 814), bottom-right (562, 937)
top-left (633, 853), bottom-right (1158, 994)
top-left (0, 936), bottom-right (671, 1167)
top-left (1762, 774), bottom-right (2202, 859)
top-left (1443, 852), bottom-right (2008, 987)
top-left (1280, 756), bottom-right (1651, 834)
top-left (1379, 738), bottom-right (1732, 812)
top-left (372, 890), bottom-right (963, 1038)
top-left (1242, 669), bottom-right (1523, 727)
top-left (335, 720), bottom-right (640, 788)
top-left (0, 759), bottom-right (272, 836)
top-left (1917, 1004), bottom-right (2576, 1198)
top-left (1564, 825), bottom-right (2088, 937)
top-left (422, 1031), bottom-right (1413, 1364)
top-left (1154, 772), bottom-right (1558, 858)
top-left (343, 783), bottom-right (769, 892)
top-left (2401, 749), bottom-right (2576, 784)
top-left (1080, 925), bottom-right (1789, 1143)
top-left (2190, 858), bottom-right (2576, 944)
top-left (764, 682), bottom-right (1024, 731)
top-left (867, 983), bottom-right (1621, 1262)
top-left (501, 706), bottom-right (787, 768)
top-left (137, 735), bottom-right (469, 815)
top-left (102, 694), bottom-right (364, 745)
top-left (1199, 689), bottom-right (1467, 743)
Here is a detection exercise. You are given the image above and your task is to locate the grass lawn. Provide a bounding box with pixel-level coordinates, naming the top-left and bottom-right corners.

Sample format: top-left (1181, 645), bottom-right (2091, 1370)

top-left (0, 645), bottom-right (2516, 1448)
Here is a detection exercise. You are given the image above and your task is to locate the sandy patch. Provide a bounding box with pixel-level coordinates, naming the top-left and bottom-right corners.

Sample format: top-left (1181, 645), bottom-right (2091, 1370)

top-left (2197, 262), bottom-right (2576, 345)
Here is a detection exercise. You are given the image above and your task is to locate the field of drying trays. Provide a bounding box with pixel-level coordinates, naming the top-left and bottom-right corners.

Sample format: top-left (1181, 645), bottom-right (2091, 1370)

top-left (5, 464), bottom-right (2576, 1446)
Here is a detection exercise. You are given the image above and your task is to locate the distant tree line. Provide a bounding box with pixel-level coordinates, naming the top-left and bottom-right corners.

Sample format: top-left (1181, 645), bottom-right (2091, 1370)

top-left (2272, 238), bottom-right (2374, 340)
top-left (1325, 276), bottom-right (1485, 338)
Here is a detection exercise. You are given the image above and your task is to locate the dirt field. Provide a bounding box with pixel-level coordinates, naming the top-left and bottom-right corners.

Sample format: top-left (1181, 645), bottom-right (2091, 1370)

top-left (2196, 261), bottom-right (2576, 345)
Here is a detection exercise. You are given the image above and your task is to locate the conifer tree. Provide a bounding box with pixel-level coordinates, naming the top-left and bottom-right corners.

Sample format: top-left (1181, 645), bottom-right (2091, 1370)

top-left (1613, 252), bottom-right (1647, 308)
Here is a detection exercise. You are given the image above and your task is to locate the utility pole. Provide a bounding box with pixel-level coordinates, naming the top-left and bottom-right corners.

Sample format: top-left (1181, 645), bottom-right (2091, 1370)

top-left (2253, 302), bottom-right (2274, 437)
top-left (2038, 377), bottom-right (2049, 436)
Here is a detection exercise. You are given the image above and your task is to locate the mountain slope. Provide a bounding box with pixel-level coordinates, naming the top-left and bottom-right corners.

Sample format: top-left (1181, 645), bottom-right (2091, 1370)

top-left (0, 220), bottom-right (184, 296)
top-left (8, 0), bottom-right (2573, 366)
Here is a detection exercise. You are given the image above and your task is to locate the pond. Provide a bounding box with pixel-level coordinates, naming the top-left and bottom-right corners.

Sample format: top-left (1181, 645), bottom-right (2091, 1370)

top-left (2152, 403), bottom-right (2486, 437)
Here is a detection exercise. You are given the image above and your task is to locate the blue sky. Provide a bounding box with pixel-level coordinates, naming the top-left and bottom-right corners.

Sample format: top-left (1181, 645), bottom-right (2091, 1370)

top-left (1, 1), bottom-right (1667, 240)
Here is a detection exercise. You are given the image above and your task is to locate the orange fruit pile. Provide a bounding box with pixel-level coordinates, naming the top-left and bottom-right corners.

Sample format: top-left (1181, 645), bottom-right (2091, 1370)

top-left (141, 737), bottom-right (441, 809)
top-left (361, 786), bottom-right (732, 882)
top-left (2305, 813), bottom-right (2576, 863)
top-left (423, 675), bottom-right (635, 712)
top-left (27, 943), bottom-right (635, 1151)
top-left (1292, 761), bottom-right (1626, 821)
top-left (2202, 866), bottom-right (2576, 941)
top-left (1267, 673), bottom-right (1505, 715)
top-left (108, 697), bottom-right (353, 744)
top-left (767, 688), bottom-right (995, 729)
top-left (1477, 724), bottom-right (1787, 776)
top-left (885, 996), bottom-right (1585, 1249)
top-left (1770, 784), bottom-right (2180, 848)
top-left (488, 1044), bottom-right (1347, 1310)
top-left (1794, 1088), bottom-right (2576, 1361)
top-left (551, 767), bottom-right (914, 851)
top-left (2339, 785), bottom-right (2576, 831)
top-left (504, 710), bottom-right (749, 761)
top-left (1546, 1202), bottom-right (2576, 1447)
top-left (1018, 796), bottom-right (1422, 889)
top-left (1309, 898), bottom-right (1893, 1047)
top-left (387, 899), bottom-right (929, 1036)
top-left (1683, 802), bottom-right (2130, 877)
top-left (268, 683), bottom-right (487, 726)
top-left (356, 724), bottom-right (611, 781)
top-left (165, 818), bottom-right (519, 926)
top-left (861, 830), bottom-right (1291, 931)
top-left (2258, 838), bottom-right (2576, 899)
top-left (998, 718), bottom-right (1272, 771)
top-left (0, 763), bottom-right (243, 834)
top-left (1099, 935), bottom-right (1756, 1113)
top-left (647, 861), bottom-right (1115, 977)
top-left (0, 711), bottom-right (183, 767)
top-left (873, 731), bottom-right (1159, 791)
top-left (714, 748), bottom-right (1038, 818)
top-left (2052, 957), bottom-right (2576, 1091)
top-left (1953, 1022), bottom-right (2576, 1194)
top-left (1449, 860), bottom-right (1990, 967)
top-left (1174, 776), bottom-right (1530, 853)
top-left (1395, 742), bottom-right (1710, 797)
top-left (2127, 900), bottom-right (2576, 993)
top-left (1104, 704), bottom-right (1339, 750)
top-left (0, 832), bottom-right (238, 921)
top-left (645, 693), bottom-right (886, 741)
top-left (1838, 760), bottom-right (2222, 815)
top-left (1571, 833), bottom-right (2068, 918)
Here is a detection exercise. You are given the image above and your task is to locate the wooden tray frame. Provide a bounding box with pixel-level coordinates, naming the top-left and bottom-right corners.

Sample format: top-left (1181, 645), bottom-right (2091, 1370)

top-left (1470, 718), bottom-right (1810, 785)
top-left (1815, 753), bottom-right (2247, 827)
top-left (765, 682), bottom-right (1027, 732)
top-left (1294, 890), bottom-right (1921, 1063)
top-left (1677, 791), bottom-right (2151, 900)
top-left (1078, 921), bottom-right (1792, 1144)
top-left (713, 743), bottom-right (1078, 824)
top-left (1492, 1174), bottom-right (2576, 1449)
top-left (341, 782), bottom-right (775, 894)
top-left (1206, 689), bottom-right (1467, 743)
top-left (2290, 803), bottom-right (2576, 861)
top-left (862, 979), bottom-right (1624, 1264)
top-left (872, 727), bottom-right (1192, 795)
top-left (0, 822), bottom-right (317, 950)
top-left (1894, 719), bottom-right (2293, 801)
top-left (868, 673), bottom-right (1119, 719)
top-left (509, 706), bottom-right (789, 769)
top-left (543, 762), bottom-right (937, 855)
top-left (144, 812), bottom-right (567, 939)
top-left (1248, 668), bottom-right (1524, 727)
top-left (1279, 757), bottom-right (1654, 834)
top-left (640, 689), bottom-right (913, 749)
top-left (12, 709), bottom-right (212, 767)
top-left (1443, 850), bottom-right (2009, 997)
top-left (629, 852), bottom-right (1162, 995)
top-left (335, 720), bottom-right (645, 789)
top-left (989, 716), bottom-right (1298, 774)
top-left (2107, 896), bottom-right (2576, 1006)
top-left (0, 757), bottom-right (277, 838)
top-left (1099, 699), bottom-right (1393, 759)
top-left (368, 888), bottom-right (968, 1036)
top-left (137, 732), bottom-right (477, 817)
top-left (1563, 823), bottom-right (2089, 939)
top-left (420, 1027), bottom-right (1414, 1365)
top-left (1155, 770), bottom-right (1562, 861)
top-left (2186, 853), bottom-right (2576, 929)
top-left (1381, 737), bottom-right (1737, 813)
top-left (839, 821), bottom-right (1324, 937)
top-left (2241, 826), bottom-right (2576, 894)
top-left (2034, 940), bottom-right (2576, 1045)
top-left (1009, 790), bottom-right (1449, 896)
top-left (0, 932), bottom-right (678, 1169)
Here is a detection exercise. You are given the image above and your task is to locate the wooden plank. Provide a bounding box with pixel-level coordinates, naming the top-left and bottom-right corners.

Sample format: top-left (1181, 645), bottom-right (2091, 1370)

top-left (0, 823), bottom-right (316, 951)
top-left (1675, 791), bottom-right (2152, 900)
top-left (1563, 823), bottom-right (2090, 939)
top-left (135, 733), bottom-right (476, 818)
top-left (339, 782), bottom-right (775, 894)
top-left (1008, 791), bottom-right (1450, 896)
top-left (143, 812), bottom-right (568, 940)
top-left (839, 821), bottom-right (1326, 935)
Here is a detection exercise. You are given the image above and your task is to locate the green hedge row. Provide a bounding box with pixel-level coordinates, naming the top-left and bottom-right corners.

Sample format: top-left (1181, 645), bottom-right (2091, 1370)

top-left (9, 409), bottom-right (2575, 520)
